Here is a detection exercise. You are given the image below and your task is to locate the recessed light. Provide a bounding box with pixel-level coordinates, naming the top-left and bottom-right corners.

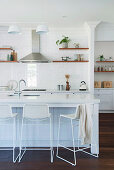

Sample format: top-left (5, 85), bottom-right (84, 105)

top-left (62, 16), bottom-right (67, 18)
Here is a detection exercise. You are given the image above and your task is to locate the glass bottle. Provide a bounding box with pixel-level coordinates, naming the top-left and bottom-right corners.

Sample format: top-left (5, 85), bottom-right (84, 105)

top-left (7, 54), bottom-right (10, 61)
top-left (101, 66), bottom-right (104, 71)
top-left (109, 65), bottom-right (112, 71)
top-left (104, 65), bottom-right (107, 71)
top-left (112, 66), bottom-right (114, 71)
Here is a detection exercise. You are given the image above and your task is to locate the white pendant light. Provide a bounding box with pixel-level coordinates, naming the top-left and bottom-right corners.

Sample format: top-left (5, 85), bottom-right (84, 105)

top-left (8, 25), bottom-right (21, 34)
top-left (36, 24), bottom-right (49, 34)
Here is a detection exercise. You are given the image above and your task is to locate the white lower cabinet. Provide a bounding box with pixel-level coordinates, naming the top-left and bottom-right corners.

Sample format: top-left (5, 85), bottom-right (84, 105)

top-left (94, 89), bottom-right (113, 111)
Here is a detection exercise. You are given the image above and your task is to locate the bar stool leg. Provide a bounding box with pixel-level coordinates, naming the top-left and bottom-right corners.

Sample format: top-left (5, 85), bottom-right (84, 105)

top-left (78, 121), bottom-right (80, 149)
top-left (13, 117), bottom-right (16, 163)
top-left (19, 118), bottom-right (26, 162)
top-left (50, 117), bottom-right (54, 163)
top-left (56, 116), bottom-right (61, 156)
top-left (13, 117), bottom-right (20, 163)
top-left (71, 119), bottom-right (76, 166)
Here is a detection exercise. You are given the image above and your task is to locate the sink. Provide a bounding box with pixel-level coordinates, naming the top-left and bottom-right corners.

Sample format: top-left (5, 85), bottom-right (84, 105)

top-left (8, 91), bottom-right (22, 96)
top-left (8, 94), bottom-right (19, 96)
top-left (23, 94), bottom-right (40, 96)
top-left (8, 94), bottom-right (40, 97)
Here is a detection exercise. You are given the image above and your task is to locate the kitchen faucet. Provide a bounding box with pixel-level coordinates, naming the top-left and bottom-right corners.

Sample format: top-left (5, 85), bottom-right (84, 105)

top-left (19, 79), bottom-right (26, 93)
top-left (15, 79), bottom-right (26, 95)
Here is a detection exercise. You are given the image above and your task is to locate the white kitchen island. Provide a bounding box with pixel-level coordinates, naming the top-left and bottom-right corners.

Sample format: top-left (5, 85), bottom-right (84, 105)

top-left (0, 93), bottom-right (100, 154)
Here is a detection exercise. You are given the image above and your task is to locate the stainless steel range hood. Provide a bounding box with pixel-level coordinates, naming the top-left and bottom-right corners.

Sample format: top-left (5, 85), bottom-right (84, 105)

top-left (20, 53), bottom-right (49, 63)
top-left (20, 30), bottom-right (49, 63)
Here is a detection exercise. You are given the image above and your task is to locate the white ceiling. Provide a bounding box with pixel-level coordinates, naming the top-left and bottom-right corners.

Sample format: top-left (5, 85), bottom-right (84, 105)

top-left (0, 0), bottom-right (114, 27)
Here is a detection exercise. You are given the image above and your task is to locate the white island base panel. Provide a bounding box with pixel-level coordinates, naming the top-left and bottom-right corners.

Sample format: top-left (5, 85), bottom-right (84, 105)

top-left (0, 94), bottom-right (99, 155)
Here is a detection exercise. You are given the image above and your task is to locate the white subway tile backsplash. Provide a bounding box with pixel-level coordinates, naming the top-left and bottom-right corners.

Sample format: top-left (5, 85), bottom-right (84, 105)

top-left (0, 27), bottom-right (89, 90)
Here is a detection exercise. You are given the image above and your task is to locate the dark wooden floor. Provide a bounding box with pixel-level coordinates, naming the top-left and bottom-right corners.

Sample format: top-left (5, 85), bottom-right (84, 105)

top-left (99, 113), bottom-right (114, 148)
top-left (0, 113), bottom-right (113, 170)
top-left (0, 147), bottom-right (114, 170)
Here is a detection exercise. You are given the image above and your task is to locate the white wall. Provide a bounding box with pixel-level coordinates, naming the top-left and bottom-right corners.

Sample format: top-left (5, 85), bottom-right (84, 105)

top-left (95, 41), bottom-right (114, 59)
top-left (0, 28), bottom-right (32, 60)
top-left (95, 22), bottom-right (114, 41)
top-left (0, 27), bottom-right (90, 90)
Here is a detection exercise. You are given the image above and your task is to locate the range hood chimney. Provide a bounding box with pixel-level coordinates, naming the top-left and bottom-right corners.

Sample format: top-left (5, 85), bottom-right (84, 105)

top-left (20, 30), bottom-right (49, 63)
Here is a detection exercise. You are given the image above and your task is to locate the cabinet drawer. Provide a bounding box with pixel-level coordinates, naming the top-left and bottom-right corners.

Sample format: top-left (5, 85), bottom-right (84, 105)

top-left (100, 94), bottom-right (113, 102)
top-left (100, 103), bottom-right (113, 110)
top-left (94, 89), bottom-right (112, 95)
top-left (95, 94), bottom-right (113, 110)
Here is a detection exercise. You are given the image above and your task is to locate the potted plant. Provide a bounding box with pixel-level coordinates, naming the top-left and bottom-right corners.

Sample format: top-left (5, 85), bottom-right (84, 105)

top-left (99, 55), bottom-right (105, 61)
top-left (56, 35), bottom-right (70, 48)
top-left (96, 55), bottom-right (105, 61)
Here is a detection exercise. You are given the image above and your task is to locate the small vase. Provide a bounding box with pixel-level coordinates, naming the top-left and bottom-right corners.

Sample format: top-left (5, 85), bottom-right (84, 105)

top-left (62, 43), bottom-right (68, 48)
top-left (66, 81), bottom-right (70, 91)
top-left (100, 58), bottom-right (103, 61)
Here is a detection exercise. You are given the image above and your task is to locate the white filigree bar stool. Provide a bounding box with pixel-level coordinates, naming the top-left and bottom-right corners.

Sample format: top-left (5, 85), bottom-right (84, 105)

top-left (19, 104), bottom-right (54, 163)
top-left (0, 105), bottom-right (19, 163)
top-left (56, 104), bottom-right (98, 166)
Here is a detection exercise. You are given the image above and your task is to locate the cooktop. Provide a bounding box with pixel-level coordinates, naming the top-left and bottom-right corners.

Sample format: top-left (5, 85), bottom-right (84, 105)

top-left (22, 89), bottom-right (46, 91)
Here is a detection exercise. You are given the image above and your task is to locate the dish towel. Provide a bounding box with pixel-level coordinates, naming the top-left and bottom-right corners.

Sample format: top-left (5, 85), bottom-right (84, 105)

top-left (76, 104), bottom-right (93, 145)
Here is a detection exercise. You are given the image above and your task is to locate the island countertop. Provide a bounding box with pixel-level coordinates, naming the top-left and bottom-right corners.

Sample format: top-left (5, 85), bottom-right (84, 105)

top-left (0, 93), bottom-right (100, 105)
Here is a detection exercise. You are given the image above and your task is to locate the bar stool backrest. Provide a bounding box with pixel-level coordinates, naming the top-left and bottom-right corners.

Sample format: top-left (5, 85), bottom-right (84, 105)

top-left (0, 105), bottom-right (12, 118)
top-left (23, 104), bottom-right (50, 119)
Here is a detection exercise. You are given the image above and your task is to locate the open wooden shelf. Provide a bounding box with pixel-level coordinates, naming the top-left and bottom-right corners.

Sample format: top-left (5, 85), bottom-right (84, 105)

top-left (0, 48), bottom-right (13, 50)
top-left (59, 48), bottom-right (89, 50)
top-left (95, 71), bottom-right (114, 72)
top-left (0, 61), bottom-right (18, 63)
top-left (53, 61), bottom-right (89, 62)
top-left (96, 61), bottom-right (114, 62)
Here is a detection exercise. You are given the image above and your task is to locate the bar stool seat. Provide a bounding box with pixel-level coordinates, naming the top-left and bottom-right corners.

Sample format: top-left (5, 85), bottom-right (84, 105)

top-left (23, 113), bottom-right (51, 119)
top-left (60, 113), bottom-right (78, 119)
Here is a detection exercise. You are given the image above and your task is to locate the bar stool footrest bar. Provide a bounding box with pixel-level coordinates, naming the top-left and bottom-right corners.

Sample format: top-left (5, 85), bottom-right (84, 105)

top-left (56, 155), bottom-right (76, 166)
top-left (82, 150), bottom-right (99, 158)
